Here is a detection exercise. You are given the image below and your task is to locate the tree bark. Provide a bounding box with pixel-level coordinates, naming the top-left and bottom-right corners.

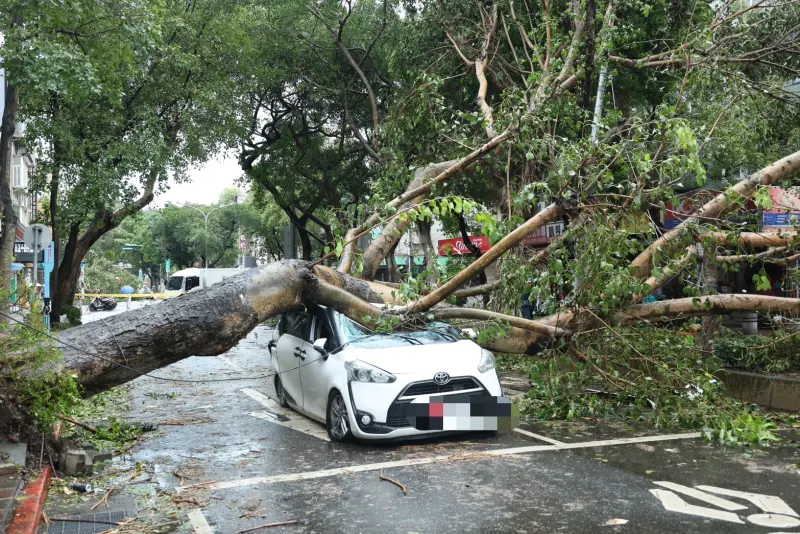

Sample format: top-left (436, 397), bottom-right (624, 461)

top-left (0, 67), bottom-right (20, 303)
top-left (361, 161), bottom-right (453, 279)
top-left (630, 149), bottom-right (800, 278)
top-left (57, 261), bottom-right (385, 394)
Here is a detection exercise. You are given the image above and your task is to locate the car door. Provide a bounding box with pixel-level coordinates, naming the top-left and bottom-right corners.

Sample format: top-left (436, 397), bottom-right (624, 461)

top-left (298, 309), bottom-right (337, 421)
top-left (275, 311), bottom-right (312, 408)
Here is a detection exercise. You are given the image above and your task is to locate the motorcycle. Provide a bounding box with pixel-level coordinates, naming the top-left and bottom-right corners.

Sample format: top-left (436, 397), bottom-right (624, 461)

top-left (89, 297), bottom-right (118, 312)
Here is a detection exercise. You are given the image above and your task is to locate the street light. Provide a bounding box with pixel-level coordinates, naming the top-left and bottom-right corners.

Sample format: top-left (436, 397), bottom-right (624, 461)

top-left (186, 201), bottom-right (238, 271)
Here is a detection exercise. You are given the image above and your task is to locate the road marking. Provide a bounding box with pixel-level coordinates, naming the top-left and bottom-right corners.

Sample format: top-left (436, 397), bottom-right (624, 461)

top-left (696, 486), bottom-right (799, 517)
top-left (217, 356), bottom-right (245, 372)
top-left (747, 514), bottom-right (800, 528)
top-left (187, 508), bottom-right (214, 533)
top-left (650, 489), bottom-right (745, 524)
top-left (513, 428), bottom-right (567, 446)
top-left (653, 481), bottom-right (747, 511)
top-left (242, 388), bottom-right (330, 442)
top-left (186, 431), bottom-right (700, 492)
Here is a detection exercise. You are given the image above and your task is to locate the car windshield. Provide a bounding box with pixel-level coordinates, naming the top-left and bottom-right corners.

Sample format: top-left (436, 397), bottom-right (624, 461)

top-left (166, 276), bottom-right (183, 291)
top-left (334, 314), bottom-right (463, 349)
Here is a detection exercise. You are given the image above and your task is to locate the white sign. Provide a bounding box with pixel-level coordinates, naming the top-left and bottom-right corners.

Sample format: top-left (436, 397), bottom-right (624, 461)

top-left (651, 481), bottom-right (799, 528)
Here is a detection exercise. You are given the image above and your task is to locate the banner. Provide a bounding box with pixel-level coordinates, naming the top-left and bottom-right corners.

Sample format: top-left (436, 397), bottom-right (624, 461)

top-left (438, 235), bottom-right (491, 255)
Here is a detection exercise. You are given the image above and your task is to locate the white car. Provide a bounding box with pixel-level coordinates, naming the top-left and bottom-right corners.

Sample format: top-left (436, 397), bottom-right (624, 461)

top-left (268, 305), bottom-right (505, 441)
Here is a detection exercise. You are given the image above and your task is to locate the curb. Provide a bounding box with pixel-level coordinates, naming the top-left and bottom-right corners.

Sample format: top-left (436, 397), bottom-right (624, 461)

top-left (717, 369), bottom-right (800, 412)
top-left (6, 467), bottom-right (52, 534)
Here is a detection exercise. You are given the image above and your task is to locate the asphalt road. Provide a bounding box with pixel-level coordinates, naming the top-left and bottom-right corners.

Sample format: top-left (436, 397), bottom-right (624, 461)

top-left (43, 323), bottom-right (800, 534)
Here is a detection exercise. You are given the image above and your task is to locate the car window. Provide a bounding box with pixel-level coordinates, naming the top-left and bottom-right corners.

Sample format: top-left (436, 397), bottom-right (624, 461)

top-left (335, 314), bottom-right (370, 343)
top-left (315, 315), bottom-right (336, 350)
top-left (284, 312), bottom-right (311, 339)
top-left (277, 316), bottom-right (285, 335)
top-left (185, 276), bottom-right (200, 291)
top-left (166, 276), bottom-right (183, 291)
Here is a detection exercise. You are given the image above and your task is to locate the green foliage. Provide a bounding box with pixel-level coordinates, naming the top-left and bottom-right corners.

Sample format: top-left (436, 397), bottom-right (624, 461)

top-left (0, 301), bottom-right (81, 433)
top-left (62, 305), bottom-right (82, 326)
top-left (83, 255), bottom-right (139, 295)
top-left (714, 329), bottom-right (800, 374)
top-left (504, 327), bottom-right (781, 445)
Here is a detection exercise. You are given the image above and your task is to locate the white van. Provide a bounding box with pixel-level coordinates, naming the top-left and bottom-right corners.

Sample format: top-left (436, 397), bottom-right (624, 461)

top-left (165, 267), bottom-right (244, 297)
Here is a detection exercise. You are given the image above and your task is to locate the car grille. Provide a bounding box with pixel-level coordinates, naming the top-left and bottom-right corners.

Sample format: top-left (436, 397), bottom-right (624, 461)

top-left (400, 377), bottom-right (482, 397)
top-left (385, 378), bottom-right (489, 428)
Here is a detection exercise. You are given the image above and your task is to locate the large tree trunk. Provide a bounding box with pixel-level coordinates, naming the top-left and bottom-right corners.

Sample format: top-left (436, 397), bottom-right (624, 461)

top-left (0, 71), bottom-right (20, 302)
top-left (57, 261), bottom-right (385, 394)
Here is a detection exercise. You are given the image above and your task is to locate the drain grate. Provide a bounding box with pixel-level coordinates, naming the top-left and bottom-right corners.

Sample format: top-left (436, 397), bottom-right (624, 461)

top-left (44, 510), bottom-right (135, 534)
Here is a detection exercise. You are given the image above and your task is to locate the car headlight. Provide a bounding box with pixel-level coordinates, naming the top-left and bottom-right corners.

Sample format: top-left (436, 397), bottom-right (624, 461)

top-left (478, 349), bottom-right (495, 373)
top-left (345, 360), bottom-right (396, 383)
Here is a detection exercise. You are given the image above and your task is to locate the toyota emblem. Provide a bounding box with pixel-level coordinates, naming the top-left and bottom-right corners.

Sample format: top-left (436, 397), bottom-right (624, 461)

top-left (433, 372), bottom-right (451, 385)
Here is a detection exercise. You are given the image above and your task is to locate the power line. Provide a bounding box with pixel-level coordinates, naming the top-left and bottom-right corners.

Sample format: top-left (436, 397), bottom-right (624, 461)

top-left (0, 311), bottom-right (323, 384)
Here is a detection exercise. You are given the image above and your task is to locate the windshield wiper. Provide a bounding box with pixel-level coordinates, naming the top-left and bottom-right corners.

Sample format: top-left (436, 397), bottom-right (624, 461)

top-left (424, 327), bottom-right (460, 342)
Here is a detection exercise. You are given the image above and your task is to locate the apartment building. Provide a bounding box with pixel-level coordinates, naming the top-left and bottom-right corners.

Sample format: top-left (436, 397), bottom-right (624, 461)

top-left (1, 65), bottom-right (37, 242)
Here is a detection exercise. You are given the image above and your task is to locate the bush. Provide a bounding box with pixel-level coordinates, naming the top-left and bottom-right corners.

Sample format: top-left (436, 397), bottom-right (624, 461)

top-left (713, 328), bottom-right (800, 374)
top-left (63, 304), bottom-right (82, 326)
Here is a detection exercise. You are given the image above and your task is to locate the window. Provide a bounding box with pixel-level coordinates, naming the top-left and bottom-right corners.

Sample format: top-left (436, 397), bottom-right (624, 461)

top-left (185, 276), bottom-right (200, 291)
top-left (315, 315), bottom-right (335, 351)
top-left (166, 276), bottom-right (184, 291)
top-left (284, 312), bottom-right (311, 339)
top-left (12, 162), bottom-right (26, 189)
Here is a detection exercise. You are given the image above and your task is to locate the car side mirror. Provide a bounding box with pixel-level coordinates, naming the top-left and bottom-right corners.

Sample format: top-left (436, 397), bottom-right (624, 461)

top-left (313, 338), bottom-right (328, 359)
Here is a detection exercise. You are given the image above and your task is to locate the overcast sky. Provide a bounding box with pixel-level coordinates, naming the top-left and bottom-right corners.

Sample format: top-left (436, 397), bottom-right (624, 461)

top-left (154, 153), bottom-right (245, 207)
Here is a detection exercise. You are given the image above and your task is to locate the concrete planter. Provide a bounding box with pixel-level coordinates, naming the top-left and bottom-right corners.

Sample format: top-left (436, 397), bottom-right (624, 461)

top-left (717, 369), bottom-right (800, 412)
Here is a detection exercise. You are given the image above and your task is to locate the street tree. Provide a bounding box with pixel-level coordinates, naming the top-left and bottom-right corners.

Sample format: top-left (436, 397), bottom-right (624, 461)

top-left (9, 0), bottom-right (800, 436)
top-left (11, 0), bottom-right (250, 321)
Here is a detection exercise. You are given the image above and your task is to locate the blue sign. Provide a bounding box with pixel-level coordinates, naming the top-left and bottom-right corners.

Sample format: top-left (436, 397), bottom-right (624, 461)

top-left (166, 258), bottom-right (171, 273)
top-left (43, 243), bottom-right (55, 299)
top-left (763, 212), bottom-right (800, 227)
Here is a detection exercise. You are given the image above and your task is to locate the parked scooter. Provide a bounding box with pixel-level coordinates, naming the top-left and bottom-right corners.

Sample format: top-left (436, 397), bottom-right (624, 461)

top-left (89, 297), bottom-right (118, 312)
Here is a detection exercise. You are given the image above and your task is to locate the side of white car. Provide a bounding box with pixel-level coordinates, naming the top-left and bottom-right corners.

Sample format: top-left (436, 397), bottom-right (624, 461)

top-left (268, 306), bottom-right (504, 441)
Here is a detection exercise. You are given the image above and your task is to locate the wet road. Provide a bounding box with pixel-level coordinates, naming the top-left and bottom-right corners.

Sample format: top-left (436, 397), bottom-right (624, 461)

top-left (48, 323), bottom-right (800, 533)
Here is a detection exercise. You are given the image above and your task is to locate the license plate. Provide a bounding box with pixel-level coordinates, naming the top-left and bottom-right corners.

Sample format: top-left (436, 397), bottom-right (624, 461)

top-left (406, 395), bottom-right (519, 431)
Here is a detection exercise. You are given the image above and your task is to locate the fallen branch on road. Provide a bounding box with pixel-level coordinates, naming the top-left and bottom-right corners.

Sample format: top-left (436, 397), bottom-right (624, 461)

top-left (379, 469), bottom-right (408, 496)
top-left (57, 414), bottom-right (97, 434)
top-left (234, 520), bottom-right (300, 533)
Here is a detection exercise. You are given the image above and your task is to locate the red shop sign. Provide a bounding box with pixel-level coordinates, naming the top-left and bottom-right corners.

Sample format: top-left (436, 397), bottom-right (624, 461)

top-left (438, 235), bottom-right (492, 256)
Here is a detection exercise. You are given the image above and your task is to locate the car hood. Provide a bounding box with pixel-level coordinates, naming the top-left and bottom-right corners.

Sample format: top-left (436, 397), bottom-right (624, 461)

top-left (345, 340), bottom-right (483, 374)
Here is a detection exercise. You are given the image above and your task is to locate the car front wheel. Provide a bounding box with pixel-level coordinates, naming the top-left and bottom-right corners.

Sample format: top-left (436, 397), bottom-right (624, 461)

top-left (326, 391), bottom-right (353, 442)
top-left (275, 376), bottom-right (288, 408)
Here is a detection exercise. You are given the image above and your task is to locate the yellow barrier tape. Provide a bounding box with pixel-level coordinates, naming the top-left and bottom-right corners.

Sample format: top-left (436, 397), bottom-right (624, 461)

top-left (80, 293), bottom-right (172, 298)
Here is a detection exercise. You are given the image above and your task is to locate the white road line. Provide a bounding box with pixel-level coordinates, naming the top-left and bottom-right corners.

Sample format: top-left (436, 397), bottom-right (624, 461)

top-left (650, 489), bottom-right (745, 524)
top-left (696, 486), bottom-right (799, 517)
top-left (217, 356), bottom-right (245, 372)
top-left (242, 388), bottom-right (330, 442)
top-left (513, 428), bottom-right (567, 446)
top-left (653, 481), bottom-right (748, 511)
top-left (247, 411), bottom-right (330, 442)
top-left (190, 431), bottom-right (701, 492)
top-left (187, 508), bottom-right (214, 533)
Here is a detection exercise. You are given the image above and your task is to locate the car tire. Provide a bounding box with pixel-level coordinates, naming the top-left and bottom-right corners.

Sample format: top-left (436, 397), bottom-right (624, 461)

top-left (326, 390), bottom-right (353, 442)
top-left (275, 376), bottom-right (288, 408)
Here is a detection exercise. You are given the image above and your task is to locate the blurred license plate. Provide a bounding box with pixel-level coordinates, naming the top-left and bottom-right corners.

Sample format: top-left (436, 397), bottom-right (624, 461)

top-left (406, 395), bottom-right (519, 432)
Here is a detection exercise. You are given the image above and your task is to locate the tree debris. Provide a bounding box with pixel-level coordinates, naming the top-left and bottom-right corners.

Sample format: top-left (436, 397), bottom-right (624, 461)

top-left (234, 520), bottom-right (299, 533)
top-left (379, 469), bottom-right (408, 496)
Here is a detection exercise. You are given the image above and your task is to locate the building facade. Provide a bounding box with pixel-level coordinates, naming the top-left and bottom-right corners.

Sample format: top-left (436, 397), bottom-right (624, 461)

top-left (0, 66), bottom-right (37, 242)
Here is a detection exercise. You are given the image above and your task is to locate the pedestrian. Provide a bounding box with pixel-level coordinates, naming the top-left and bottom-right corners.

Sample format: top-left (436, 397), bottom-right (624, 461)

top-left (522, 278), bottom-right (534, 320)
